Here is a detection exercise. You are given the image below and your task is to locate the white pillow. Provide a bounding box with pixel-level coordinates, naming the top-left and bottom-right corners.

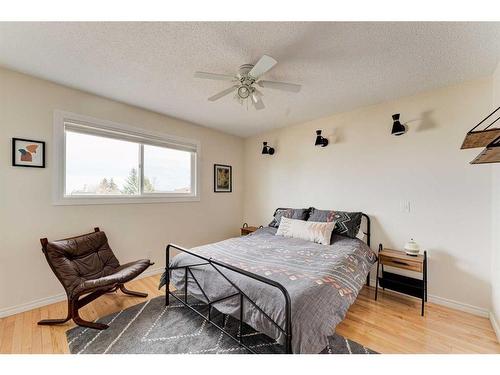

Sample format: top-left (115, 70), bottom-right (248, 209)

top-left (276, 217), bottom-right (336, 245)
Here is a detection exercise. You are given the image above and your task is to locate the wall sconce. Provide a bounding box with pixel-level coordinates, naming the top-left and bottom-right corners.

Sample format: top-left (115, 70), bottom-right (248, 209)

top-left (314, 130), bottom-right (329, 147)
top-left (261, 141), bottom-right (275, 155)
top-left (391, 113), bottom-right (407, 136)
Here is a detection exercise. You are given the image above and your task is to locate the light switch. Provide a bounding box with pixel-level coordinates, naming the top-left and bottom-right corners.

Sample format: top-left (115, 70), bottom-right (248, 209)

top-left (400, 200), bottom-right (411, 213)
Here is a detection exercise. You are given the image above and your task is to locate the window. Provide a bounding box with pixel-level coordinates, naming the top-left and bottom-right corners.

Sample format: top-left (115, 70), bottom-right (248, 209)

top-left (65, 131), bottom-right (140, 196)
top-left (53, 111), bottom-right (199, 205)
top-left (143, 145), bottom-right (192, 194)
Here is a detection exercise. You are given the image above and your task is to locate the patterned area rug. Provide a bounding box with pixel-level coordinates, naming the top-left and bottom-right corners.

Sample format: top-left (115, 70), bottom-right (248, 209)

top-left (66, 294), bottom-right (377, 354)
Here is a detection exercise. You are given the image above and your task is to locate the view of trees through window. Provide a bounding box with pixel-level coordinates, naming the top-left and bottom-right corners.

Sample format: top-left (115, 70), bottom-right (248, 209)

top-left (85, 168), bottom-right (156, 195)
top-left (65, 130), bottom-right (192, 196)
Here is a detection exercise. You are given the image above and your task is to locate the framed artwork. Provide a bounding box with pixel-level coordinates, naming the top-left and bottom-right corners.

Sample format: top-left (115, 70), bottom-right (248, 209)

top-left (12, 138), bottom-right (45, 168)
top-left (214, 164), bottom-right (232, 193)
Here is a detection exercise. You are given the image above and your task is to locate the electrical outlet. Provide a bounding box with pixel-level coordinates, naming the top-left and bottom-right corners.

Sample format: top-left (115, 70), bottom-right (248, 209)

top-left (400, 200), bottom-right (411, 213)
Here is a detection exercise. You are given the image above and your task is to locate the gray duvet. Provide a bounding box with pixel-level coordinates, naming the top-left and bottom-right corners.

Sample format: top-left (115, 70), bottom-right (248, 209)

top-left (159, 227), bottom-right (376, 354)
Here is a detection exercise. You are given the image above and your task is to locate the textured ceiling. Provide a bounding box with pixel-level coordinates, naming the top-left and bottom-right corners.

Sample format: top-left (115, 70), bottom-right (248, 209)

top-left (1, 22), bottom-right (500, 137)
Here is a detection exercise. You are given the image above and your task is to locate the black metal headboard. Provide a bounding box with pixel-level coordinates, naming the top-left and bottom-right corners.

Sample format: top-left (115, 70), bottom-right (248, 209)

top-left (271, 207), bottom-right (371, 247)
top-left (361, 213), bottom-right (371, 247)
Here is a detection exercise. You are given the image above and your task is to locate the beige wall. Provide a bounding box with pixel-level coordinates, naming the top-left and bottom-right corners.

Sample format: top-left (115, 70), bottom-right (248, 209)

top-left (491, 62), bottom-right (500, 334)
top-left (0, 67), bottom-right (244, 315)
top-left (0, 65), bottom-right (497, 320)
top-left (243, 78), bottom-right (493, 312)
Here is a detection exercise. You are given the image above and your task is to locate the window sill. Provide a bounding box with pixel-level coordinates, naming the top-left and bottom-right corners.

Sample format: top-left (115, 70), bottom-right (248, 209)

top-left (52, 195), bottom-right (200, 206)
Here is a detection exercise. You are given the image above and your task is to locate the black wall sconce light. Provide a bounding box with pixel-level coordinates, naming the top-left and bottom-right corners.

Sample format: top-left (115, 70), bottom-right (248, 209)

top-left (261, 141), bottom-right (275, 155)
top-left (391, 113), bottom-right (407, 136)
top-left (314, 130), bottom-right (329, 147)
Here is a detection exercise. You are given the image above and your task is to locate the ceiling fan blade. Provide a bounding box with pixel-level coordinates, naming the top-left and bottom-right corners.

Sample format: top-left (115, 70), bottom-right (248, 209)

top-left (257, 80), bottom-right (301, 93)
top-left (208, 85), bottom-right (238, 102)
top-left (253, 88), bottom-right (264, 97)
top-left (249, 55), bottom-right (277, 79)
top-left (194, 71), bottom-right (236, 81)
top-left (251, 91), bottom-right (265, 110)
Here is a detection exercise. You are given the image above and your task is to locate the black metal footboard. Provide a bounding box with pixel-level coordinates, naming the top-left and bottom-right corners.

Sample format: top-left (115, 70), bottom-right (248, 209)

top-left (164, 244), bottom-right (293, 354)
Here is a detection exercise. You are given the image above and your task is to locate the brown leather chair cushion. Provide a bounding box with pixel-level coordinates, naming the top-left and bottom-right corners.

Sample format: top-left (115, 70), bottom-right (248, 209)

top-left (73, 259), bottom-right (151, 296)
top-left (45, 230), bottom-right (149, 298)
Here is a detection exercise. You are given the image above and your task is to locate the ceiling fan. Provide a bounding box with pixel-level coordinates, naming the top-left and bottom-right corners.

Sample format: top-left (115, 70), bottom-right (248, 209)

top-left (194, 55), bottom-right (301, 110)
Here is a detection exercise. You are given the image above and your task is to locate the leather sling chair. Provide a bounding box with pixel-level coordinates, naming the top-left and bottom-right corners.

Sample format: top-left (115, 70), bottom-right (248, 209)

top-left (38, 227), bottom-right (153, 330)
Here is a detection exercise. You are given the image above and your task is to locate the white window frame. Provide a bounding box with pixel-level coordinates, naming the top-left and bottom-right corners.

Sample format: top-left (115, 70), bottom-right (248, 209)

top-left (53, 110), bottom-right (200, 205)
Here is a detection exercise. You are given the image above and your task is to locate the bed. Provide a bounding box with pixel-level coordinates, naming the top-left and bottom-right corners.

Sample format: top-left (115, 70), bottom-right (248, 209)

top-left (159, 214), bottom-right (376, 354)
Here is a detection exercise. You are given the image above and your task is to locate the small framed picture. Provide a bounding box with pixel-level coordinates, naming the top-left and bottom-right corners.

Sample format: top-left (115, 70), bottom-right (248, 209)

top-left (214, 164), bottom-right (232, 193)
top-left (12, 138), bottom-right (45, 168)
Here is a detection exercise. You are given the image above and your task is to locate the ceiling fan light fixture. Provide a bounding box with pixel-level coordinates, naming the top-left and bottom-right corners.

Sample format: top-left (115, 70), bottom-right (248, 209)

top-left (194, 55), bottom-right (301, 110)
top-left (237, 85), bottom-right (251, 99)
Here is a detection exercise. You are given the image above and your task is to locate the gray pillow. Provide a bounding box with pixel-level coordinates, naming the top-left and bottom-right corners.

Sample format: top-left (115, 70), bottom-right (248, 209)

top-left (308, 207), bottom-right (362, 239)
top-left (269, 208), bottom-right (310, 228)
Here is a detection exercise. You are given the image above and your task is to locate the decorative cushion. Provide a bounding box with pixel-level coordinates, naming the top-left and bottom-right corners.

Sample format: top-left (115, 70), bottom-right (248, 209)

top-left (269, 208), bottom-right (310, 228)
top-left (276, 217), bottom-right (336, 245)
top-left (308, 208), bottom-right (362, 239)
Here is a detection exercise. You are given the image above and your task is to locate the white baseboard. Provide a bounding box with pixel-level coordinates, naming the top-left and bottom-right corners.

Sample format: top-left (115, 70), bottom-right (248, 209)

top-left (490, 312), bottom-right (500, 343)
top-left (138, 266), bottom-right (164, 279)
top-left (0, 292), bottom-right (67, 319)
top-left (369, 277), bottom-right (489, 318)
top-left (427, 294), bottom-right (489, 318)
top-left (0, 267), bottom-right (164, 319)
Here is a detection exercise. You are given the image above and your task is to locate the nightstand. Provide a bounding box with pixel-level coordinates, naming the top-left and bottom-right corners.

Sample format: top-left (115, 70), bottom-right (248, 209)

top-left (240, 223), bottom-right (261, 236)
top-left (375, 244), bottom-right (427, 316)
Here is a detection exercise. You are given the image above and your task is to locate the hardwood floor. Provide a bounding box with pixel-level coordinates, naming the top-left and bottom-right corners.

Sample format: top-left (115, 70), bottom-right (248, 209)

top-left (0, 274), bottom-right (498, 354)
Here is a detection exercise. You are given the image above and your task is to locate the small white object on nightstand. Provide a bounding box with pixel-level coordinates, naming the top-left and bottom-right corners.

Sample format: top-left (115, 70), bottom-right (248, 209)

top-left (404, 238), bottom-right (421, 256)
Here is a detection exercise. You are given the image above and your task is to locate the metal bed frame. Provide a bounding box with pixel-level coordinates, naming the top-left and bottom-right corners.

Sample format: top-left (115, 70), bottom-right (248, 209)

top-left (164, 210), bottom-right (371, 354)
